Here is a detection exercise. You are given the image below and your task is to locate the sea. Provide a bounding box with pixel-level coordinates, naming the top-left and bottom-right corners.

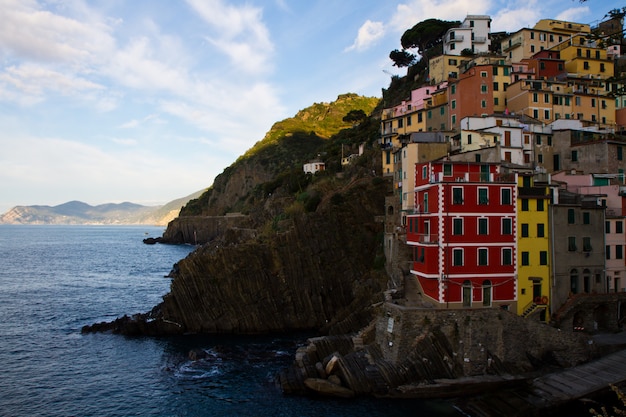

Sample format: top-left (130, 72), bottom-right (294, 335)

top-left (0, 225), bottom-right (465, 417)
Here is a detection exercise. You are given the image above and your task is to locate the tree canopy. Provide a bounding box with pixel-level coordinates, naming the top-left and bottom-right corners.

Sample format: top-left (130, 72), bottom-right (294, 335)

top-left (400, 18), bottom-right (461, 55)
top-left (389, 49), bottom-right (416, 68)
top-left (342, 109), bottom-right (368, 124)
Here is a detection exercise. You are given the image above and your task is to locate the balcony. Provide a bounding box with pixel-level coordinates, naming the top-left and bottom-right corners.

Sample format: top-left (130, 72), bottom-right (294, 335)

top-left (503, 38), bottom-right (522, 52)
top-left (410, 233), bottom-right (439, 244)
top-left (431, 172), bottom-right (517, 184)
top-left (447, 34), bottom-right (464, 42)
top-left (518, 187), bottom-right (548, 197)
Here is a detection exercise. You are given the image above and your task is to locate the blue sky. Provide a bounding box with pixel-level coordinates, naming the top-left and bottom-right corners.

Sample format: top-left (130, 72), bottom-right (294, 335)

top-left (0, 0), bottom-right (621, 213)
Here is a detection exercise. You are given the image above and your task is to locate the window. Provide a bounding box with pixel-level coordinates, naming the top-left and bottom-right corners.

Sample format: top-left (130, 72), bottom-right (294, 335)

top-left (583, 237), bottom-right (592, 252)
top-left (571, 149), bottom-right (579, 163)
top-left (451, 100), bottom-right (456, 109)
top-left (544, 109), bottom-right (550, 120)
top-left (617, 245), bottom-right (623, 260)
top-left (481, 100), bottom-right (487, 108)
top-left (537, 223), bottom-right (545, 237)
top-left (501, 188), bottom-right (511, 205)
top-left (453, 187), bottom-right (463, 204)
top-left (418, 247), bottom-right (425, 263)
top-left (606, 245), bottom-right (611, 260)
top-left (568, 237), bottom-right (577, 251)
top-left (617, 221), bottom-right (623, 233)
top-left (453, 218), bottom-right (463, 235)
top-left (481, 85), bottom-right (488, 93)
top-left (444, 164), bottom-right (452, 176)
top-left (540, 251), bottom-right (548, 265)
top-left (583, 212), bottom-right (590, 225)
top-left (537, 199), bottom-right (544, 211)
top-left (521, 199), bottom-right (529, 211)
top-left (481, 71), bottom-right (487, 77)
top-left (536, 135), bottom-right (542, 145)
top-left (478, 188), bottom-right (488, 205)
top-left (606, 221), bottom-right (611, 234)
top-left (502, 248), bottom-right (512, 265)
top-left (502, 218), bottom-right (512, 235)
top-left (478, 248), bottom-right (488, 266)
top-left (568, 209), bottom-right (575, 224)
top-left (467, 134), bottom-right (472, 144)
top-left (521, 223), bottom-right (529, 237)
top-left (451, 84), bottom-right (456, 94)
top-left (478, 218), bottom-right (488, 235)
top-left (521, 251), bottom-right (529, 266)
top-left (453, 248), bottom-right (463, 266)
top-left (493, 82), bottom-right (499, 91)
top-left (422, 166), bottom-right (428, 179)
top-left (618, 146), bottom-right (623, 161)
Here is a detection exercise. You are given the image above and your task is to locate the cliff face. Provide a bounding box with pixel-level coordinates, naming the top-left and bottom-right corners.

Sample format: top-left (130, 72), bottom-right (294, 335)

top-left (84, 174), bottom-right (389, 336)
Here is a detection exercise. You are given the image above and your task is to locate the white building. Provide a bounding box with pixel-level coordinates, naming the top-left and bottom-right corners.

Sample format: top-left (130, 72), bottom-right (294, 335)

top-left (443, 15), bottom-right (492, 56)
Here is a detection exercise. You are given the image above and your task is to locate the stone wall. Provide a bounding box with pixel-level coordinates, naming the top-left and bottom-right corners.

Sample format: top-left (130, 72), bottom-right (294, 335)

top-left (375, 304), bottom-right (594, 376)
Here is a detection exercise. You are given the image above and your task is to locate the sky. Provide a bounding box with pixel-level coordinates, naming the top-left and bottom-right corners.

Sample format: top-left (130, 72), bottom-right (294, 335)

top-left (0, 0), bottom-right (622, 213)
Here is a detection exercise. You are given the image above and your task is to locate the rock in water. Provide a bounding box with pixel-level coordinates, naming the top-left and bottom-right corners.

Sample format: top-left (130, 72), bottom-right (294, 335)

top-left (303, 378), bottom-right (355, 398)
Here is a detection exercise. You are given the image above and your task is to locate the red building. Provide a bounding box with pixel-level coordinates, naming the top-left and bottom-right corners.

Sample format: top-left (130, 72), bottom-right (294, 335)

top-left (406, 161), bottom-right (518, 309)
top-left (522, 49), bottom-right (566, 79)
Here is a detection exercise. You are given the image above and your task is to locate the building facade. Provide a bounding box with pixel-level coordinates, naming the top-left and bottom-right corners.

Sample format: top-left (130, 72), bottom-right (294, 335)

top-left (406, 161), bottom-right (518, 309)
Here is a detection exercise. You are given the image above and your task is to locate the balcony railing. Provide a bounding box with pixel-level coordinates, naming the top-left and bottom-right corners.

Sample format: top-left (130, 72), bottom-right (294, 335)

top-left (431, 172), bottom-right (516, 184)
top-left (410, 233), bottom-right (439, 244)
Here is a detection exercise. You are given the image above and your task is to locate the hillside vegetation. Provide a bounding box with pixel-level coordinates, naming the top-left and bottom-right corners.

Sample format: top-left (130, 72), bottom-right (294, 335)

top-left (179, 93), bottom-right (380, 218)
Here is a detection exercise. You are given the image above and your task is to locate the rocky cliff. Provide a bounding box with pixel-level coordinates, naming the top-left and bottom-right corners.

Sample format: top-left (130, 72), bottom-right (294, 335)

top-left (84, 173), bottom-right (390, 336)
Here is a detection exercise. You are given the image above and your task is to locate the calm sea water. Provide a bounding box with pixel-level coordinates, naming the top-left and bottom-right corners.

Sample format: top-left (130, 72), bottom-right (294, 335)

top-left (0, 225), bottom-right (463, 417)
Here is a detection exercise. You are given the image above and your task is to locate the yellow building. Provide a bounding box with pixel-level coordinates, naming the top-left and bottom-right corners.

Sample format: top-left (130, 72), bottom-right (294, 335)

top-left (501, 20), bottom-right (590, 63)
top-left (517, 174), bottom-right (552, 322)
top-left (506, 78), bottom-right (561, 124)
top-left (567, 78), bottom-right (616, 127)
top-left (551, 34), bottom-right (614, 79)
top-left (428, 54), bottom-right (463, 84)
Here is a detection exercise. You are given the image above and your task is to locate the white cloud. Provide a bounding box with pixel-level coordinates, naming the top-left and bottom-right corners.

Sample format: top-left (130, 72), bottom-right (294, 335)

top-left (345, 20), bottom-right (385, 52)
top-left (555, 7), bottom-right (591, 24)
top-left (185, 0), bottom-right (274, 74)
top-left (0, 0), bottom-right (115, 66)
top-left (388, 0), bottom-right (492, 33)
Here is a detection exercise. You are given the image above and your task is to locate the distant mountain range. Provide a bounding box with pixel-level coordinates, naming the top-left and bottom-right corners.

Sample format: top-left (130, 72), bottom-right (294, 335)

top-left (0, 190), bottom-right (204, 226)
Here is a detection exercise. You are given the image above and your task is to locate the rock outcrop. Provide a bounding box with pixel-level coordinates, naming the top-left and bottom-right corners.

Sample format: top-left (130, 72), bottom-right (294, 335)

top-left (278, 308), bottom-right (595, 398)
top-left (83, 175), bottom-right (389, 336)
